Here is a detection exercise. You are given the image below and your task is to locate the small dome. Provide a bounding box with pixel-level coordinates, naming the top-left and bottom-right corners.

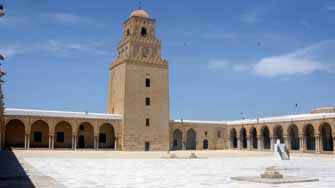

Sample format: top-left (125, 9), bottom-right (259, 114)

top-left (130, 9), bottom-right (149, 18)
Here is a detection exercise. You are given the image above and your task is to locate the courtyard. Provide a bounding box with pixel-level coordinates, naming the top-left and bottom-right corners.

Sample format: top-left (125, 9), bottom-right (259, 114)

top-left (1, 150), bottom-right (333, 188)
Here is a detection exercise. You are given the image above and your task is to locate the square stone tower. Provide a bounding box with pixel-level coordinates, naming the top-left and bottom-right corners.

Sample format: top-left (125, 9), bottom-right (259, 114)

top-left (107, 9), bottom-right (170, 151)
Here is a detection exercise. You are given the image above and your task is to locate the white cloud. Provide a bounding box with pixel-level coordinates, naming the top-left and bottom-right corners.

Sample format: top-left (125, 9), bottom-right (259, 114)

top-left (253, 40), bottom-right (335, 77)
top-left (208, 40), bottom-right (335, 78)
top-left (233, 64), bottom-right (252, 72)
top-left (34, 39), bottom-right (112, 56)
top-left (208, 60), bottom-right (230, 70)
top-left (0, 39), bottom-right (112, 59)
top-left (254, 58), bottom-right (324, 77)
top-left (41, 13), bottom-right (94, 24)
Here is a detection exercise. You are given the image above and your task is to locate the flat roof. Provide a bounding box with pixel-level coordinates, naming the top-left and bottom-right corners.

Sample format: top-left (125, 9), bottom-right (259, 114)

top-left (227, 113), bottom-right (335, 125)
top-left (5, 108), bottom-right (335, 125)
top-left (172, 113), bottom-right (335, 126)
top-left (171, 119), bottom-right (227, 125)
top-left (5, 108), bottom-right (123, 120)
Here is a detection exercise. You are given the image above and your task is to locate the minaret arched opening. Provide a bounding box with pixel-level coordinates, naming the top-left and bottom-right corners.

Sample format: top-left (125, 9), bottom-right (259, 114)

top-left (141, 27), bottom-right (147, 37)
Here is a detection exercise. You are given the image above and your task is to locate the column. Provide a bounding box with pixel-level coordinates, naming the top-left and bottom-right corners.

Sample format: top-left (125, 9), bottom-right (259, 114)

top-left (114, 137), bottom-right (117, 150)
top-left (247, 136), bottom-right (251, 150)
top-left (237, 135), bottom-right (241, 150)
top-left (51, 135), bottom-right (54, 150)
top-left (315, 135), bottom-right (320, 153)
top-left (27, 134), bottom-right (30, 149)
top-left (257, 136), bottom-right (261, 151)
top-left (94, 136), bottom-right (97, 150)
top-left (333, 137), bottom-right (335, 154)
top-left (270, 137), bottom-right (274, 151)
top-left (96, 136), bottom-right (99, 150)
top-left (48, 135), bottom-right (52, 150)
top-left (71, 136), bottom-right (74, 150)
top-left (24, 134), bottom-right (27, 149)
top-left (73, 135), bottom-right (77, 150)
top-left (299, 136), bottom-right (304, 152)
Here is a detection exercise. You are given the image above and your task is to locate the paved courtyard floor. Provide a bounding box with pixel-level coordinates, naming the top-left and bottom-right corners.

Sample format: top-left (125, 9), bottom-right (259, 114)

top-left (7, 150), bottom-right (335, 188)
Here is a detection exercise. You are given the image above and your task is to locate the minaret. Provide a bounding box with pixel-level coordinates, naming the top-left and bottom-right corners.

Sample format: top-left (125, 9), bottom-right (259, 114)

top-left (107, 9), bottom-right (169, 151)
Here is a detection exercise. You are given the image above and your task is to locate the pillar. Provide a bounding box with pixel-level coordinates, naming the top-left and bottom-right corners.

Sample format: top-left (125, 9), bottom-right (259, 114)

top-left (315, 135), bottom-right (320, 153)
top-left (94, 136), bottom-right (97, 150)
top-left (24, 134), bottom-right (27, 149)
top-left (270, 137), bottom-right (274, 151)
top-left (74, 135), bottom-right (77, 150)
top-left (51, 135), bottom-right (54, 150)
top-left (48, 135), bottom-right (51, 150)
top-left (71, 136), bottom-right (74, 150)
top-left (284, 136), bottom-right (288, 146)
top-left (114, 137), bottom-right (117, 150)
top-left (333, 137), bottom-right (335, 153)
top-left (299, 136), bottom-right (304, 152)
top-left (257, 136), bottom-right (261, 151)
top-left (27, 134), bottom-right (30, 149)
top-left (247, 136), bottom-right (251, 150)
top-left (96, 136), bottom-right (99, 150)
top-left (237, 135), bottom-right (241, 150)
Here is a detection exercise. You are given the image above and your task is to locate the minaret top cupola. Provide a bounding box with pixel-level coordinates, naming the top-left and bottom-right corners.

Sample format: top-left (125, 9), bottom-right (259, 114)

top-left (114, 8), bottom-right (167, 66)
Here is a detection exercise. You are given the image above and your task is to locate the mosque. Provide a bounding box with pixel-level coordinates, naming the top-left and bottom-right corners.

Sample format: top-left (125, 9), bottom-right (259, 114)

top-left (1, 9), bottom-right (335, 154)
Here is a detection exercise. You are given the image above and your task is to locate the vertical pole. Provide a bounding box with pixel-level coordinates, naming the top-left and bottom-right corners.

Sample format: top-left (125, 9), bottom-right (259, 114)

top-left (257, 136), bottom-right (261, 151)
top-left (270, 137), bottom-right (274, 151)
top-left (237, 135), bottom-right (241, 150)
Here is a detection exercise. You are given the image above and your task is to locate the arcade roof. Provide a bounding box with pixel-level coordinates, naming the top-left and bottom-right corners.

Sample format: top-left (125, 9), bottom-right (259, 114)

top-left (5, 108), bottom-right (123, 120)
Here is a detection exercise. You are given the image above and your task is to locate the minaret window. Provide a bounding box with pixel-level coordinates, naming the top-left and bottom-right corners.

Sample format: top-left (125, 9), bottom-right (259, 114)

top-left (126, 29), bottom-right (130, 36)
top-left (146, 118), bottom-right (150, 127)
top-left (141, 27), bottom-right (147, 37)
top-left (145, 97), bottom-right (150, 106)
top-left (145, 78), bottom-right (150, 87)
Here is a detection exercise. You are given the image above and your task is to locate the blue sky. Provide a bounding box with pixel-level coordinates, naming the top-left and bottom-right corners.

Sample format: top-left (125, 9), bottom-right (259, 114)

top-left (1, 0), bottom-right (335, 120)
